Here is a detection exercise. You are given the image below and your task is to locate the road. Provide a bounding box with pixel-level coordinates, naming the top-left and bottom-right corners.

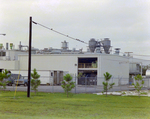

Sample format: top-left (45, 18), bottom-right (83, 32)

top-left (3, 85), bottom-right (149, 93)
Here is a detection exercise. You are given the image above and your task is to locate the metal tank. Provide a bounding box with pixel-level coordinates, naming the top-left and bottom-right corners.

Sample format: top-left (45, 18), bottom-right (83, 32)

top-left (101, 38), bottom-right (111, 54)
top-left (89, 38), bottom-right (97, 52)
top-left (146, 69), bottom-right (150, 78)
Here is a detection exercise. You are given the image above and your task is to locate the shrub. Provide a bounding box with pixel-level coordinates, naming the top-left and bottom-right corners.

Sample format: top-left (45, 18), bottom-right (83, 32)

top-left (31, 69), bottom-right (41, 95)
top-left (132, 74), bottom-right (144, 97)
top-left (61, 74), bottom-right (75, 97)
top-left (103, 72), bottom-right (115, 97)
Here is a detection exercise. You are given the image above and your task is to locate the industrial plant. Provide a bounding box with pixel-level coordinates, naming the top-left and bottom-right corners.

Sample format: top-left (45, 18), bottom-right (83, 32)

top-left (0, 38), bottom-right (150, 86)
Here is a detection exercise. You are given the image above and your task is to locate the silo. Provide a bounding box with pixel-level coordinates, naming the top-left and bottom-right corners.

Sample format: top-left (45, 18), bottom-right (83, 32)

top-left (101, 38), bottom-right (111, 54)
top-left (89, 38), bottom-right (97, 52)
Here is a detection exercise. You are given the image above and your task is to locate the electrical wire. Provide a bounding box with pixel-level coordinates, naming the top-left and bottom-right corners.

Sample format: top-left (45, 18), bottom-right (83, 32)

top-left (32, 21), bottom-right (88, 44)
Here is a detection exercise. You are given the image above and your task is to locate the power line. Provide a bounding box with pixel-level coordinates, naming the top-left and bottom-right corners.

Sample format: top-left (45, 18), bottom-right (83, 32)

top-left (32, 21), bottom-right (88, 44)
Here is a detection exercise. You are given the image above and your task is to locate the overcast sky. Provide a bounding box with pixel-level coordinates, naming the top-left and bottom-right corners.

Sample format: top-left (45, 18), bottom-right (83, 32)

top-left (0, 0), bottom-right (150, 59)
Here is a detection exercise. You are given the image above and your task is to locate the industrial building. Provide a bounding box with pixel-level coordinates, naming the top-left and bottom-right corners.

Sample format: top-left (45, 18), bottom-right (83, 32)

top-left (0, 38), bottom-right (149, 85)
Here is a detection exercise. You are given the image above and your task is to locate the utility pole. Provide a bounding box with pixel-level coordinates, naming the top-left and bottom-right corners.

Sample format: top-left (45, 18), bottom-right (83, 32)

top-left (27, 16), bottom-right (32, 97)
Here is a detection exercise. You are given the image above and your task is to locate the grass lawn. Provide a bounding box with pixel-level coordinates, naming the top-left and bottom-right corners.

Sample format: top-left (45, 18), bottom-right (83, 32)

top-left (0, 91), bottom-right (150, 119)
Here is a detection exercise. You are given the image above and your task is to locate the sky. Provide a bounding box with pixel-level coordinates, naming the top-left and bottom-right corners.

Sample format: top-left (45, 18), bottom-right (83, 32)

top-left (0, 0), bottom-right (150, 59)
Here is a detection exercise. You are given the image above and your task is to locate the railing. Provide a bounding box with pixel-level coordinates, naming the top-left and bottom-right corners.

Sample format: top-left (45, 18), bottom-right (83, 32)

top-left (78, 63), bottom-right (97, 68)
top-left (78, 77), bottom-right (97, 85)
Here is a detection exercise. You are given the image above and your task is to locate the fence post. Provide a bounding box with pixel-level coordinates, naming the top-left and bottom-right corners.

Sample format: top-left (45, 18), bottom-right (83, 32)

top-left (94, 77), bottom-right (97, 93)
top-left (52, 76), bottom-right (54, 93)
top-left (119, 78), bottom-right (121, 91)
top-left (148, 78), bottom-right (149, 88)
top-left (85, 77), bottom-right (87, 93)
top-left (111, 77), bottom-right (113, 92)
top-left (75, 74), bottom-right (76, 94)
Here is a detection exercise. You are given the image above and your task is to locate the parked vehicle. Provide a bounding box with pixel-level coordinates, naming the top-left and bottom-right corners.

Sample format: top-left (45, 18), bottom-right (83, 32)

top-left (14, 76), bottom-right (28, 86)
top-left (4, 74), bottom-right (21, 86)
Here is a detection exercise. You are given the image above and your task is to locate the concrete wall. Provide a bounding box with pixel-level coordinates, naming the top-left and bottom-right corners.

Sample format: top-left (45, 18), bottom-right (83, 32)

top-left (0, 60), bottom-right (19, 70)
top-left (18, 54), bottom-right (78, 75)
top-left (97, 54), bottom-right (129, 85)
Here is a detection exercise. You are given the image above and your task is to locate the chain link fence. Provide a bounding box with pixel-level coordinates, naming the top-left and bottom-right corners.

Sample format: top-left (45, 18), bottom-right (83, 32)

top-left (5, 76), bottom-right (150, 93)
top-left (36, 76), bottom-right (150, 93)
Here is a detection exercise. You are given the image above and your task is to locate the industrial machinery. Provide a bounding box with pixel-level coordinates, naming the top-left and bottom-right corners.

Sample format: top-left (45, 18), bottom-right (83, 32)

top-left (88, 38), bottom-right (111, 54)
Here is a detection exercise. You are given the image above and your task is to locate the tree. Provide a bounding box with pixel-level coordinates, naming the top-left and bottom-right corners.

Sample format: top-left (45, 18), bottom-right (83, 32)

top-left (31, 69), bottom-right (41, 95)
top-left (61, 74), bottom-right (75, 97)
top-left (0, 69), bottom-right (11, 91)
top-left (132, 74), bottom-right (144, 97)
top-left (103, 72), bottom-right (115, 97)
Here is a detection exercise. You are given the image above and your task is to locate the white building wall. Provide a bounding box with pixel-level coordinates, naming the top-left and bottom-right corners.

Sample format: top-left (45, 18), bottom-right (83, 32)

top-left (18, 54), bottom-right (129, 86)
top-left (18, 55), bottom-right (28, 70)
top-left (0, 60), bottom-right (19, 70)
top-left (19, 54), bottom-right (78, 75)
top-left (98, 54), bottom-right (129, 85)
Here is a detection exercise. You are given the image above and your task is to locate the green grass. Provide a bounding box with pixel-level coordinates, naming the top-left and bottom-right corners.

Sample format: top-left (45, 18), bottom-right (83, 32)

top-left (0, 91), bottom-right (150, 119)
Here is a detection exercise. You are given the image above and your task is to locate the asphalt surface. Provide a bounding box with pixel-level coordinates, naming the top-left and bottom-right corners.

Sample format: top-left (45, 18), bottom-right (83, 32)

top-left (3, 85), bottom-right (149, 93)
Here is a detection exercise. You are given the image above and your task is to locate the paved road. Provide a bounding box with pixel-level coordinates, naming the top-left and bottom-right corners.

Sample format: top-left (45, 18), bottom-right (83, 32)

top-left (4, 85), bottom-right (149, 93)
